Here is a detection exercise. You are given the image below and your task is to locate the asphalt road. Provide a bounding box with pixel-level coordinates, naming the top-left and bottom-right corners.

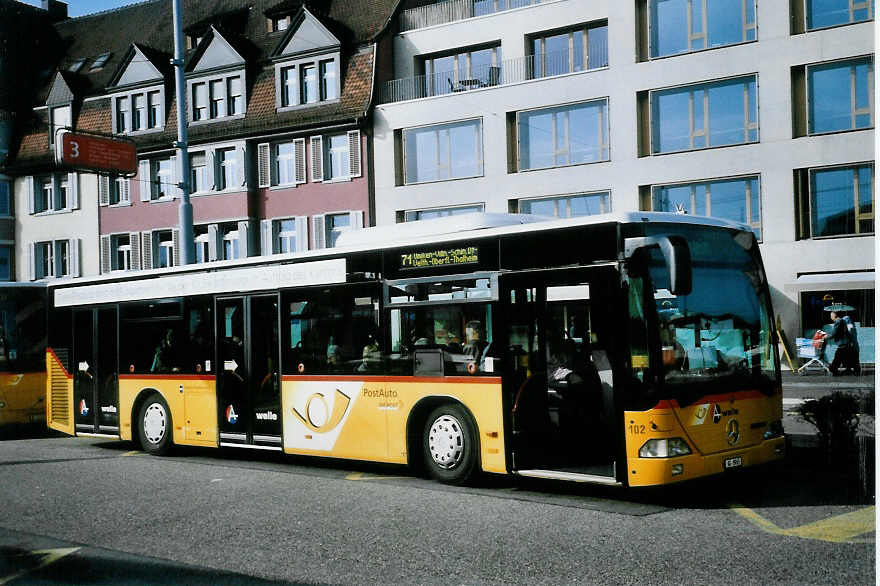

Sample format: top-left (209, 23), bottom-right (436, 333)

top-left (0, 436), bottom-right (874, 585)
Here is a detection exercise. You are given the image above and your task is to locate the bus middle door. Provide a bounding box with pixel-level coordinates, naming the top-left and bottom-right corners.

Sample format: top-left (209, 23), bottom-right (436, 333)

top-left (72, 307), bottom-right (119, 436)
top-left (217, 295), bottom-right (281, 449)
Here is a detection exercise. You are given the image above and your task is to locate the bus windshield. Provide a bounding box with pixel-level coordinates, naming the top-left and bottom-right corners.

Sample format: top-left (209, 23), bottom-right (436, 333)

top-left (633, 226), bottom-right (777, 403)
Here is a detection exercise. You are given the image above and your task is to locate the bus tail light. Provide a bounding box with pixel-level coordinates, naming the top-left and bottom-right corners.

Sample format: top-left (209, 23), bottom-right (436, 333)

top-left (763, 419), bottom-right (784, 440)
top-left (638, 438), bottom-right (691, 458)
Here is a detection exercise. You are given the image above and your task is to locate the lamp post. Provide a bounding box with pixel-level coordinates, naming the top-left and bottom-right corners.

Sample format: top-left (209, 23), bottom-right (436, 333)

top-left (172, 0), bottom-right (194, 264)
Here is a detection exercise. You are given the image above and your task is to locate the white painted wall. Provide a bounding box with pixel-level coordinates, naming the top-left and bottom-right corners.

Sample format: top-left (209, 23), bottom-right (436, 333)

top-left (374, 0), bottom-right (875, 337)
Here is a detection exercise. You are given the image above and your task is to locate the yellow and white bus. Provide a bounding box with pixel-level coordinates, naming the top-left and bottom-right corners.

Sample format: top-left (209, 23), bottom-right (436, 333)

top-left (0, 283), bottom-right (47, 433)
top-left (45, 213), bottom-right (784, 487)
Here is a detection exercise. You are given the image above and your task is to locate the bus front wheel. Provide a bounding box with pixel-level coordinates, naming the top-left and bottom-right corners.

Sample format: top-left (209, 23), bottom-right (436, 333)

top-left (422, 404), bottom-right (478, 485)
top-left (138, 393), bottom-right (172, 456)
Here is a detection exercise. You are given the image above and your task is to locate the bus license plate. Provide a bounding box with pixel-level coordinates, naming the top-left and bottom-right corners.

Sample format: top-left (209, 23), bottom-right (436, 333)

top-left (724, 456), bottom-right (743, 469)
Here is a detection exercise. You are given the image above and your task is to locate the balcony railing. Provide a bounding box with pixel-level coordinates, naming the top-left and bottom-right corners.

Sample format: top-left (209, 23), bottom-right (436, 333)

top-left (400, 0), bottom-right (546, 32)
top-left (379, 47), bottom-right (609, 104)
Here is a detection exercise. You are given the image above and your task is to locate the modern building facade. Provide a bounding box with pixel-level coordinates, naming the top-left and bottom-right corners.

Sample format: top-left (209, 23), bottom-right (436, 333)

top-left (5, 0), bottom-right (396, 279)
top-left (373, 0), bottom-right (875, 345)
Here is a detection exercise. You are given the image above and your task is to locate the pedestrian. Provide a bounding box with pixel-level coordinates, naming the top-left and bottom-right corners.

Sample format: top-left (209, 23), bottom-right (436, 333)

top-left (828, 311), bottom-right (857, 376)
top-left (842, 314), bottom-right (861, 375)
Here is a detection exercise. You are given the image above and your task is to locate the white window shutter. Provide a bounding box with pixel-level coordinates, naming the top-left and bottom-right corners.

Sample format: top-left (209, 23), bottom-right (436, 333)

top-left (26, 176), bottom-right (34, 214)
top-left (260, 219), bottom-right (272, 255)
top-left (295, 216), bottom-right (308, 251)
top-left (67, 173), bottom-right (79, 210)
top-left (130, 231), bottom-right (141, 270)
top-left (100, 235), bottom-right (111, 274)
top-left (294, 138), bottom-right (306, 184)
top-left (238, 220), bottom-right (249, 257)
top-left (208, 150), bottom-right (217, 191)
top-left (310, 136), bottom-right (323, 182)
top-left (141, 231), bottom-right (153, 270)
top-left (99, 176), bottom-right (110, 206)
top-left (237, 145), bottom-right (246, 187)
top-left (171, 229), bottom-right (180, 266)
top-left (347, 130), bottom-right (361, 178)
top-left (69, 238), bottom-right (80, 277)
top-left (28, 242), bottom-right (35, 281)
top-left (121, 178), bottom-right (130, 203)
top-left (171, 155), bottom-right (182, 198)
top-left (257, 143), bottom-right (271, 188)
top-left (208, 224), bottom-right (219, 261)
top-left (349, 210), bottom-right (364, 229)
top-left (139, 160), bottom-right (151, 201)
top-left (312, 214), bottom-right (326, 249)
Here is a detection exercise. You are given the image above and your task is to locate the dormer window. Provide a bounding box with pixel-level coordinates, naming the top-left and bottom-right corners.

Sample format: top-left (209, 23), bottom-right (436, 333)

top-left (90, 52), bottom-right (111, 71)
top-left (269, 15), bottom-right (291, 32)
top-left (272, 7), bottom-right (342, 113)
top-left (185, 27), bottom-right (247, 124)
top-left (186, 34), bottom-right (203, 50)
top-left (108, 45), bottom-right (165, 135)
top-left (68, 58), bottom-right (86, 73)
top-left (190, 74), bottom-right (243, 122)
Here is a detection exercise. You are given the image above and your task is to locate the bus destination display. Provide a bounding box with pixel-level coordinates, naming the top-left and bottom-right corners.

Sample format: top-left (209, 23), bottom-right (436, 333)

top-left (400, 246), bottom-right (478, 270)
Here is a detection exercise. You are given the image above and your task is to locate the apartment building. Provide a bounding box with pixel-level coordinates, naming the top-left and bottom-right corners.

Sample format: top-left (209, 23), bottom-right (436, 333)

top-left (373, 0), bottom-right (875, 345)
top-left (5, 0), bottom-right (397, 279)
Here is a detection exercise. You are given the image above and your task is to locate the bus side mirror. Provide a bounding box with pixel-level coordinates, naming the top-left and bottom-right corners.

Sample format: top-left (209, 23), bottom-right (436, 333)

top-left (624, 235), bottom-right (692, 296)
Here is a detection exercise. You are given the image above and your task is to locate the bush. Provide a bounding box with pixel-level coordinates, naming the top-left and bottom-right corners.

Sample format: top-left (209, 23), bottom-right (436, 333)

top-left (796, 391), bottom-right (861, 463)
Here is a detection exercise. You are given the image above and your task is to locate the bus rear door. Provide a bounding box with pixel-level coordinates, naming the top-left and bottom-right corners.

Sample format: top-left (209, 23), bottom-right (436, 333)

top-left (72, 307), bottom-right (119, 436)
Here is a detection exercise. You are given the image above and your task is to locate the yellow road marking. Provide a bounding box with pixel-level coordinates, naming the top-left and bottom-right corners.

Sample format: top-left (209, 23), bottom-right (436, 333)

top-left (121, 451), bottom-right (140, 457)
top-left (0, 547), bottom-right (80, 585)
top-left (730, 504), bottom-right (875, 544)
top-left (345, 472), bottom-right (398, 481)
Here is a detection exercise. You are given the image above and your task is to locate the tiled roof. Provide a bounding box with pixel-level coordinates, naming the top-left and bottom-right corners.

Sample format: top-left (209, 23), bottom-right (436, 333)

top-left (10, 0), bottom-right (395, 167)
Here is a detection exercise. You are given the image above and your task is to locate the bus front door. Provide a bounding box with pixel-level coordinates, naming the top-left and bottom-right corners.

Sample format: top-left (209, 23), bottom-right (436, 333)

top-left (217, 295), bottom-right (281, 448)
top-left (502, 269), bottom-right (619, 482)
top-left (72, 307), bottom-right (119, 436)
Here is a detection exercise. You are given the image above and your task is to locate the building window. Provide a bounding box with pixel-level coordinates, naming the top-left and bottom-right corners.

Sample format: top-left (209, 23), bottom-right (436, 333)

top-left (113, 234), bottom-right (132, 271)
top-left (519, 192), bottom-right (610, 218)
top-left (32, 174), bottom-right (70, 213)
top-left (263, 217), bottom-right (308, 254)
top-left (151, 157), bottom-right (174, 200)
top-left (274, 142), bottom-right (296, 185)
top-left (194, 228), bottom-right (210, 264)
top-left (116, 96), bottom-right (129, 133)
top-left (529, 22), bottom-right (608, 79)
top-left (809, 163), bottom-right (874, 237)
top-left (320, 60), bottom-right (337, 100)
top-left (155, 231), bottom-right (176, 269)
top-left (325, 213), bottom-right (350, 248)
top-left (422, 44), bottom-right (502, 95)
top-left (148, 91), bottom-right (161, 128)
top-left (90, 52), bottom-right (111, 71)
top-left (807, 0), bottom-right (874, 30)
top-left (325, 134), bottom-right (350, 181)
top-left (269, 15), bottom-right (291, 32)
top-left (648, 176), bottom-right (761, 239)
top-left (403, 119), bottom-right (482, 184)
top-left (650, 74), bottom-right (758, 154)
top-left (132, 94), bottom-right (145, 131)
top-left (110, 176), bottom-right (130, 205)
top-left (301, 64), bottom-right (318, 104)
top-left (33, 241), bottom-right (71, 279)
top-left (227, 77), bottom-right (243, 116)
top-left (0, 244), bottom-right (11, 281)
top-left (649, 0), bottom-right (756, 58)
top-left (217, 148), bottom-right (238, 190)
top-left (210, 79), bottom-right (225, 118)
top-left (402, 204), bottom-right (484, 222)
top-left (193, 82), bottom-right (207, 121)
top-left (190, 152), bottom-right (208, 192)
top-left (312, 211), bottom-right (363, 249)
top-left (0, 181), bottom-right (10, 216)
top-left (808, 57), bottom-right (873, 134)
top-left (279, 219), bottom-right (298, 253)
top-left (517, 99), bottom-right (609, 171)
top-left (281, 66), bottom-right (296, 106)
top-left (221, 224), bottom-right (241, 261)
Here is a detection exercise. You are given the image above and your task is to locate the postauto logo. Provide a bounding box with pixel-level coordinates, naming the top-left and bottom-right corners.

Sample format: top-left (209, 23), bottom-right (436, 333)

top-left (291, 388), bottom-right (351, 433)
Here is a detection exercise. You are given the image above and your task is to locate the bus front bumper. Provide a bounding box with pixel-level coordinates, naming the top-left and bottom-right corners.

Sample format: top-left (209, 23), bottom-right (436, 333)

top-left (626, 436), bottom-right (786, 487)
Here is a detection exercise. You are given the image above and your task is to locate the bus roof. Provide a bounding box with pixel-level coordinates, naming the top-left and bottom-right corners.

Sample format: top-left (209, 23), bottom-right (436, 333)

top-left (46, 211), bottom-right (749, 305)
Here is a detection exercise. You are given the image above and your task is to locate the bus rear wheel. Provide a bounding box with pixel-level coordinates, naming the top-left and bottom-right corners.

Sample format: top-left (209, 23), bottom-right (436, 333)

top-left (138, 393), bottom-right (172, 456)
top-left (423, 404), bottom-right (478, 485)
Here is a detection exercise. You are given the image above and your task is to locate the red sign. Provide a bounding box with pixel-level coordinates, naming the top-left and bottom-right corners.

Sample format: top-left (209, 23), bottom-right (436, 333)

top-left (58, 132), bottom-right (138, 176)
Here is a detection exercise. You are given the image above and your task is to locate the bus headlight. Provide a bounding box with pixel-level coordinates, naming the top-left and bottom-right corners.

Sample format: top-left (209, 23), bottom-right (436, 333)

top-left (639, 438), bottom-right (692, 458)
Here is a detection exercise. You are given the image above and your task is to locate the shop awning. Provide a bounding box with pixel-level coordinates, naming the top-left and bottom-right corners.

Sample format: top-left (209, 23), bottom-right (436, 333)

top-left (785, 271), bottom-right (875, 292)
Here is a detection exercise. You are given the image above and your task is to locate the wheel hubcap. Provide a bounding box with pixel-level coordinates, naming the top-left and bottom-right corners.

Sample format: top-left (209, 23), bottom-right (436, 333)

top-left (143, 403), bottom-right (167, 445)
top-left (428, 414), bottom-right (464, 469)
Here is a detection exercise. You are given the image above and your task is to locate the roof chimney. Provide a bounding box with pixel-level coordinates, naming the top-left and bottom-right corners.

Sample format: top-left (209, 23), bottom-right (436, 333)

top-left (41, 0), bottom-right (68, 22)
